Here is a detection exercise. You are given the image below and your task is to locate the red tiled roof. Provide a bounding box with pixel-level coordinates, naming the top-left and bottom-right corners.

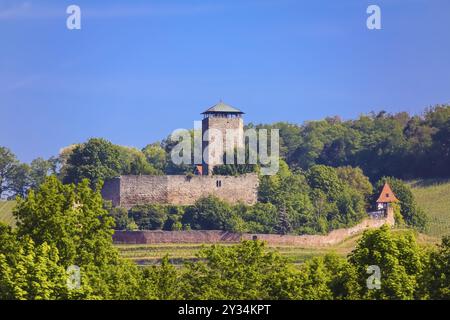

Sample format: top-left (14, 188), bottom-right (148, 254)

top-left (376, 183), bottom-right (399, 203)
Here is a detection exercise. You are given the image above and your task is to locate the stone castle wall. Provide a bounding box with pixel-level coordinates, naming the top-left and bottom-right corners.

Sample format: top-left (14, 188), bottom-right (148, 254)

top-left (102, 173), bottom-right (259, 209)
top-left (113, 208), bottom-right (395, 246)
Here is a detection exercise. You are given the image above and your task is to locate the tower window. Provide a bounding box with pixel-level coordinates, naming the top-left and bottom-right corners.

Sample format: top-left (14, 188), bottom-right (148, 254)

top-left (216, 180), bottom-right (222, 187)
top-left (386, 193), bottom-right (389, 198)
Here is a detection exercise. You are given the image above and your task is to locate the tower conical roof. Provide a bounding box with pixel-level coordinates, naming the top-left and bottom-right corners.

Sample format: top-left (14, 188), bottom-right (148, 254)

top-left (202, 102), bottom-right (244, 114)
top-left (376, 183), bottom-right (399, 203)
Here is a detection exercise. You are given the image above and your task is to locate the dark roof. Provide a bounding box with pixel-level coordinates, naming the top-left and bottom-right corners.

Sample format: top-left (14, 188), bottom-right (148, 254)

top-left (202, 102), bottom-right (244, 114)
top-left (376, 183), bottom-right (399, 203)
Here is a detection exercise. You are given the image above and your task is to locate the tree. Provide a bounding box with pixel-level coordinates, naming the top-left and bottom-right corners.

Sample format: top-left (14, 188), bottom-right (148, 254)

top-left (0, 224), bottom-right (68, 300)
top-left (29, 158), bottom-right (53, 190)
top-left (420, 236), bottom-right (450, 299)
top-left (141, 255), bottom-right (181, 299)
top-left (306, 165), bottom-right (344, 200)
top-left (349, 225), bottom-right (425, 299)
top-left (182, 196), bottom-right (235, 231)
top-left (336, 166), bottom-right (373, 200)
top-left (296, 254), bottom-right (361, 300)
top-left (0, 146), bottom-right (19, 198)
top-left (117, 146), bottom-right (161, 176)
top-left (14, 176), bottom-right (117, 268)
top-left (110, 207), bottom-right (135, 230)
top-left (142, 143), bottom-right (167, 172)
top-left (180, 240), bottom-right (301, 299)
top-left (276, 205), bottom-right (292, 235)
top-left (62, 138), bottom-right (122, 186)
top-left (8, 163), bottom-right (31, 198)
top-left (129, 205), bottom-right (168, 230)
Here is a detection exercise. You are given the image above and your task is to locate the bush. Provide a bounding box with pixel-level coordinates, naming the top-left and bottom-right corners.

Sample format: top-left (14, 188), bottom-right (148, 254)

top-left (130, 205), bottom-right (168, 230)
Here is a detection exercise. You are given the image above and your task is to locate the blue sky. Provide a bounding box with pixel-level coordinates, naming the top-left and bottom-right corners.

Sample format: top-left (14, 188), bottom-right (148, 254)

top-left (1, 0), bottom-right (449, 162)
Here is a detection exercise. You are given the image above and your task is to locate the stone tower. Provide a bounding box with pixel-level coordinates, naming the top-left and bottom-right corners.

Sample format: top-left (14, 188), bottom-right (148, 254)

top-left (202, 102), bottom-right (244, 175)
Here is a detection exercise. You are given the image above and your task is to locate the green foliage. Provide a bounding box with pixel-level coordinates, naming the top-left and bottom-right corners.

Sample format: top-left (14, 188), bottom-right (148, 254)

top-left (29, 158), bottom-right (55, 190)
top-left (130, 204), bottom-right (169, 230)
top-left (238, 202), bottom-right (278, 234)
top-left (336, 166), bottom-right (373, 200)
top-left (276, 206), bottom-right (292, 235)
top-left (0, 147), bottom-right (53, 198)
top-left (117, 146), bottom-right (162, 176)
top-left (8, 163), bottom-right (31, 198)
top-left (0, 223), bottom-right (68, 300)
top-left (142, 255), bottom-right (181, 299)
top-left (349, 225), bottom-right (425, 299)
top-left (296, 254), bottom-right (361, 300)
top-left (253, 105), bottom-right (450, 181)
top-left (13, 176), bottom-right (117, 267)
top-left (142, 143), bottom-right (167, 172)
top-left (258, 162), bottom-right (366, 234)
top-left (307, 165), bottom-right (344, 199)
top-left (62, 138), bottom-right (162, 187)
top-left (110, 207), bottom-right (137, 230)
top-left (62, 138), bottom-right (122, 186)
top-left (0, 146), bottom-right (18, 198)
top-left (420, 236), bottom-right (450, 299)
top-left (180, 240), bottom-right (300, 299)
top-left (182, 196), bottom-right (239, 231)
top-left (213, 146), bottom-right (258, 176)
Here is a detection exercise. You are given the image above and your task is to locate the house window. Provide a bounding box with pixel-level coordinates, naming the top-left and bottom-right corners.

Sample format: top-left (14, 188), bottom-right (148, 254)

top-left (216, 180), bottom-right (222, 188)
top-left (386, 193), bottom-right (389, 198)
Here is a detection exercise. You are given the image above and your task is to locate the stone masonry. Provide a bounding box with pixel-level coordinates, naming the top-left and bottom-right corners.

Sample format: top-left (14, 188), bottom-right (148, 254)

top-left (102, 173), bottom-right (259, 209)
top-left (202, 115), bottom-right (244, 175)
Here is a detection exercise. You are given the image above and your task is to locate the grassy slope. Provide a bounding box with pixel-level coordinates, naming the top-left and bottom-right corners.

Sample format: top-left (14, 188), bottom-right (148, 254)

top-left (409, 179), bottom-right (450, 238)
top-left (0, 201), bottom-right (16, 227)
top-left (117, 230), bottom-right (438, 266)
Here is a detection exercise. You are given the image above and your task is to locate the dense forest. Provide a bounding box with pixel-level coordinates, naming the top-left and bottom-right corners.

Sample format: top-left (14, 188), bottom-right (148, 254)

top-left (252, 104), bottom-right (450, 181)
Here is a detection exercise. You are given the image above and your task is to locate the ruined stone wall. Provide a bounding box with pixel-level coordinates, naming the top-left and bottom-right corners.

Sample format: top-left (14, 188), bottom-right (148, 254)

top-left (101, 178), bottom-right (121, 207)
top-left (118, 175), bottom-right (169, 209)
top-left (113, 214), bottom-right (395, 246)
top-left (167, 174), bottom-right (258, 206)
top-left (102, 173), bottom-right (259, 209)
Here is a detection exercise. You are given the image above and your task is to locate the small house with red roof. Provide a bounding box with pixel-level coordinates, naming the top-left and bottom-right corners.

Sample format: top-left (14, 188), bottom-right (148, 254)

top-left (376, 182), bottom-right (399, 211)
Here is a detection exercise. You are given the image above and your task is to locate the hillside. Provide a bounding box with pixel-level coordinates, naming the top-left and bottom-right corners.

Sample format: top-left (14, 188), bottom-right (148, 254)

top-left (0, 201), bottom-right (16, 227)
top-left (409, 179), bottom-right (450, 238)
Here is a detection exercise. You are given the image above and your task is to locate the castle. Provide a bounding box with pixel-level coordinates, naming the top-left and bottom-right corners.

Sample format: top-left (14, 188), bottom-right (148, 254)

top-left (102, 102), bottom-right (259, 209)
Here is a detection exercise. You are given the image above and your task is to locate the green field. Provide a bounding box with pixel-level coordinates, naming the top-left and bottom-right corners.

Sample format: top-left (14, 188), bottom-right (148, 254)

top-left (0, 201), bottom-right (16, 227)
top-left (117, 230), bottom-right (438, 266)
top-left (409, 179), bottom-right (450, 238)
